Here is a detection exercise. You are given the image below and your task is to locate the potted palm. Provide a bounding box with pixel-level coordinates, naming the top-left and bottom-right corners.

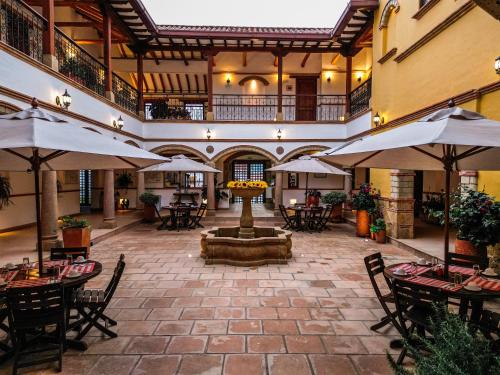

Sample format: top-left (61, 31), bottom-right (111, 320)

top-left (352, 183), bottom-right (377, 237)
top-left (449, 189), bottom-right (500, 260)
top-left (0, 175), bottom-right (12, 210)
top-left (61, 216), bottom-right (91, 255)
top-left (139, 191), bottom-right (160, 222)
top-left (321, 191), bottom-right (347, 222)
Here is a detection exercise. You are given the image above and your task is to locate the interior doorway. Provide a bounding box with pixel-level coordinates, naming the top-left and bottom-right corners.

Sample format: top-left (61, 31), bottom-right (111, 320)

top-left (414, 170), bottom-right (424, 217)
top-left (295, 76), bottom-right (317, 121)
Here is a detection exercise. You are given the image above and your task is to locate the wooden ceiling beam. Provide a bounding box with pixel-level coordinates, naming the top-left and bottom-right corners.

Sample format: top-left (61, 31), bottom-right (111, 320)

top-left (150, 73), bottom-right (158, 92)
top-left (194, 74), bottom-right (200, 93)
top-left (185, 74), bottom-right (191, 93)
top-left (178, 50), bottom-right (189, 66)
top-left (301, 53), bottom-right (310, 68)
top-left (158, 73), bottom-right (166, 93)
top-left (203, 74), bottom-right (208, 93)
top-left (331, 53), bottom-right (341, 65)
top-left (176, 73), bottom-right (183, 94)
top-left (242, 52), bottom-right (247, 67)
top-left (166, 73), bottom-right (174, 93)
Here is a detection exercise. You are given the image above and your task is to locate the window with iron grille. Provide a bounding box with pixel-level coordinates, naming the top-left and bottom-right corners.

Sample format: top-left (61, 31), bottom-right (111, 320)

top-left (232, 161), bottom-right (265, 203)
top-left (79, 170), bottom-right (91, 206)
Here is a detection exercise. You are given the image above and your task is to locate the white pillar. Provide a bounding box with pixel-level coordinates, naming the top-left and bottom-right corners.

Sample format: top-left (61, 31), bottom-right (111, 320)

top-left (100, 170), bottom-right (117, 228)
top-left (41, 171), bottom-right (61, 251)
top-left (136, 171), bottom-right (145, 209)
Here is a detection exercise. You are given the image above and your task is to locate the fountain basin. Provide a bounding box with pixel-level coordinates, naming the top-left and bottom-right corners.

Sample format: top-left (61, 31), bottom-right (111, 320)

top-left (200, 226), bottom-right (293, 266)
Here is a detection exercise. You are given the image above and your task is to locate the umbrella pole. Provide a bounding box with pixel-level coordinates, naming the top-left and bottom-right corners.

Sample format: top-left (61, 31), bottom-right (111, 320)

top-left (32, 150), bottom-right (44, 275)
top-left (305, 173), bottom-right (309, 206)
top-left (443, 161), bottom-right (452, 279)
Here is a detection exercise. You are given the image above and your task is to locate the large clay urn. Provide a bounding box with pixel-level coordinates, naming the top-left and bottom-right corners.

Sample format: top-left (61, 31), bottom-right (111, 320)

top-left (230, 188), bottom-right (264, 239)
top-left (356, 210), bottom-right (370, 237)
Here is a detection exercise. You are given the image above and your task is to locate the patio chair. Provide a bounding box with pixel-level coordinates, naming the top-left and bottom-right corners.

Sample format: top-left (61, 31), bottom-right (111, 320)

top-left (303, 207), bottom-right (323, 233)
top-left (364, 253), bottom-right (401, 333)
top-left (6, 283), bottom-right (65, 374)
top-left (70, 254), bottom-right (125, 340)
top-left (154, 206), bottom-right (173, 230)
top-left (189, 203), bottom-right (207, 229)
top-left (446, 251), bottom-right (488, 270)
top-left (0, 297), bottom-right (12, 359)
top-left (392, 278), bottom-right (448, 365)
top-left (477, 309), bottom-right (500, 351)
top-left (312, 204), bottom-right (333, 232)
top-left (50, 247), bottom-right (88, 261)
top-left (279, 205), bottom-right (297, 230)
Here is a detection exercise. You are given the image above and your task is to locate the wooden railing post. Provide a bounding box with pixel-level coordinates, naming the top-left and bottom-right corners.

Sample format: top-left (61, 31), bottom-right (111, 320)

top-left (207, 51), bottom-right (214, 121)
top-left (41, 0), bottom-right (57, 70)
top-left (277, 50), bottom-right (284, 121)
top-left (137, 52), bottom-right (144, 117)
top-left (345, 55), bottom-right (353, 119)
top-left (103, 7), bottom-right (114, 101)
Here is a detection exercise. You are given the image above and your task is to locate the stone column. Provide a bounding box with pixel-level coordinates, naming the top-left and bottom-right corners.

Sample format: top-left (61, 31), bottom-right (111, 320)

top-left (459, 170), bottom-right (478, 192)
top-left (206, 171), bottom-right (216, 216)
top-left (343, 169), bottom-right (353, 203)
top-left (100, 170), bottom-right (117, 228)
top-left (385, 169), bottom-right (415, 239)
top-left (274, 172), bottom-right (283, 216)
top-left (41, 171), bottom-right (61, 251)
top-left (136, 171), bottom-right (145, 209)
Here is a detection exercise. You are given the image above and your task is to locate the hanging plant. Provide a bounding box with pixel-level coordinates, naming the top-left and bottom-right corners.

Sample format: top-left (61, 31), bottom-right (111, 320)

top-left (0, 175), bottom-right (13, 209)
top-left (116, 172), bottom-right (133, 189)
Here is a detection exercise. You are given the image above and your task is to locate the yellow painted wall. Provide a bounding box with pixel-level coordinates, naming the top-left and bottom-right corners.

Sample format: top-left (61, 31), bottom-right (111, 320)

top-left (369, 1), bottom-right (500, 199)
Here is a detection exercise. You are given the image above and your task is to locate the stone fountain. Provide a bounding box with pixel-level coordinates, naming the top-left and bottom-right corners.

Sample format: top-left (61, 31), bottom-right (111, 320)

top-left (200, 187), bottom-right (292, 266)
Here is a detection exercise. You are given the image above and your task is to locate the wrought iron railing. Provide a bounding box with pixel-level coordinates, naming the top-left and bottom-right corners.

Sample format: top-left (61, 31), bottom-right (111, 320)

top-left (144, 97), bottom-right (207, 120)
top-left (349, 78), bottom-right (371, 116)
top-left (112, 74), bottom-right (139, 114)
top-left (55, 29), bottom-right (105, 96)
top-left (213, 94), bottom-right (346, 121)
top-left (0, 0), bottom-right (44, 62)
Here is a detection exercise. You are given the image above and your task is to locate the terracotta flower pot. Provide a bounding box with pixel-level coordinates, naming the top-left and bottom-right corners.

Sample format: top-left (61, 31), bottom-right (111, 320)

top-left (62, 226), bottom-right (91, 256)
top-left (143, 204), bottom-right (156, 223)
top-left (331, 204), bottom-right (343, 222)
top-left (455, 238), bottom-right (479, 257)
top-left (370, 231), bottom-right (376, 240)
top-left (376, 230), bottom-right (386, 244)
top-left (356, 210), bottom-right (370, 237)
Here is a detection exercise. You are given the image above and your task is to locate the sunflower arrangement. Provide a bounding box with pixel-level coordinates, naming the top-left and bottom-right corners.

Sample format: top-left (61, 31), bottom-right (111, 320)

top-left (227, 180), bottom-right (268, 189)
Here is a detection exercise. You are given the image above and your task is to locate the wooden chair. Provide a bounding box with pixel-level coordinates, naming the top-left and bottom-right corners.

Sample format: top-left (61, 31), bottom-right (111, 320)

top-left (364, 253), bottom-right (401, 333)
top-left (392, 278), bottom-right (448, 365)
top-left (189, 203), bottom-right (207, 229)
top-left (50, 247), bottom-right (87, 261)
top-left (446, 251), bottom-right (488, 270)
top-left (6, 283), bottom-right (65, 374)
top-left (304, 207), bottom-right (323, 232)
top-left (478, 309), bottom-right (500, 351)
top-left (0, 297), bottom-right (12, 360)
top-left (70, 254), bottom-right (125, 340)
top-left (154, 206), bottom-right (173, 230)
top-left (279, 205), bottom-right (297, 230)
top-left (311, 205), bottom-right (333, 232)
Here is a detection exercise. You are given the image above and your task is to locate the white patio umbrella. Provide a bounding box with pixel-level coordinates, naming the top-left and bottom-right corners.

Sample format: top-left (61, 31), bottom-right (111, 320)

top-left (315, 104), bottom-right (500, 276)
top-left (0, 99), bottom-right (168, 273)
top-left (139, 154), bottom-right (221, 190)
top-left (266, 155), bottom-right (350, 203)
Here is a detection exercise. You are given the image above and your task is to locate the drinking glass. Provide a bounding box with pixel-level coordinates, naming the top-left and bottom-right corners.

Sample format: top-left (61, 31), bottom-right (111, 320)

top-left (453, 273), bottom-right (463, 287)
top-left (473, 264), bottom-right (480, 276)
top-left (22, 257), bottom-right (30, 269)
top-left (66, 255), bottom-right (73, 265)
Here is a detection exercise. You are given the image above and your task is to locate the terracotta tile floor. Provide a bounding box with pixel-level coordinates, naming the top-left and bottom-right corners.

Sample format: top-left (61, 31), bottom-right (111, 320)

top-left (0, 223), bottom-right (419, 374)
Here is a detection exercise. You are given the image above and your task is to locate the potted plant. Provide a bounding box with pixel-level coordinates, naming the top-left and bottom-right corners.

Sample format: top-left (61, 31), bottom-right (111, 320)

top-left (373, 218), bottom-right (386, 244)
top-left (352, 183), bottom-right (378, 237)
top-left (307, 190), bottom-right (321, 207)
top-left (0, 175), bottom-right (13, 210)
top-left (139, 191), bottom-right (160, 222)
top-left (116, 172), bottom-right (133, 190)
top-left (61, 216), bottom-right (91, 255)
top-left (321, 191), bottom-right (347, 222)
top-left (449, 188), bottom-right (500, 260)
top-left (215, 188), bottom-right (229, 209)
top-left (369, 223), bottom-right (377, 240)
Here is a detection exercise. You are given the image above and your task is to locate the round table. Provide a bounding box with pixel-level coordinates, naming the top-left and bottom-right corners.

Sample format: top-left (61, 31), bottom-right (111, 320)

top-left (0, 260), bottom-right (102, 352)
top-left (287, 206), bottom-right (324, 231)
top-left (163, 205), bottom-right (198, 230)
top-left (385, 262), bottom-right (499, 322)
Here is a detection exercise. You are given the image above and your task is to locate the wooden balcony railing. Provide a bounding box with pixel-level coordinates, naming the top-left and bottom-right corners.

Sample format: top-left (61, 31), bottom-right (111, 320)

top-left (349, 78), bottom-right (371, 116)
top-left (144, 97), bottom-right (207, 120)
top-left (112, 73), bottom-right (139, 114)
top-left (0, 0), bottom-right (44, 62)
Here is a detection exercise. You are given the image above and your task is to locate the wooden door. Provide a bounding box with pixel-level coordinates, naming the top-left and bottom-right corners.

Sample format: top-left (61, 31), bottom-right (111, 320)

top-left (295, 77), bottom-right (317, 121)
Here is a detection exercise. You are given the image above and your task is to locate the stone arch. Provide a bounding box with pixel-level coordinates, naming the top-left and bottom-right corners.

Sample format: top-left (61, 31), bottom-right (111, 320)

top-left (0, 100), bottom-right (22, 115)
top-left (82, 126), bottom-right (102, 134)
top-left (379, 0), bottom-right (400, 29)
top-left (280, 145), bottom-right (330, 162)
top-left (149, 144), bottom-right (209, 162)
top-left (211, 145), bottom-right (278, 164)
top-left (124, 140), bottom-right (141, 148)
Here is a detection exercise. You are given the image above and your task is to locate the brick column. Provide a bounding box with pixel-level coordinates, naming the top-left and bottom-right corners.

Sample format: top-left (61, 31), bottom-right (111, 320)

top-left (459, 170), bottom-right (478, 192)
top-left (136, 171), bottom-right (145, 209)
top-left (383, 170), bottom-right (415, 239)
top-left (273, 172), bottom-right (283, 216)
top-left (41, 171), bottom-right (62, 251)
top-left (206, 171), bottom-right (216, 216)
top-left (100, 170), bottom-right (117, 228)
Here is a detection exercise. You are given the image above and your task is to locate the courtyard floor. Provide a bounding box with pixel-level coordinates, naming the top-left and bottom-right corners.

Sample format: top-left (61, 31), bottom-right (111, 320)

top-left (0, 222), bottom-right (415, 375)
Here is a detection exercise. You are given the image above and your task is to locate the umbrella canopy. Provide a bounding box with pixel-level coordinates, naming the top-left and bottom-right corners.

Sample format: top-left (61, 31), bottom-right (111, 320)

top-left (267, 155), bottom-right (350, 175)
top-left (0, 99), bottom-right (167, 273)
top-left (315, 107), bottom-right (500, 170)
top-left (316, 105), bottom-right (500, 276)
top-left (139, 154), bottom-right (221, 173)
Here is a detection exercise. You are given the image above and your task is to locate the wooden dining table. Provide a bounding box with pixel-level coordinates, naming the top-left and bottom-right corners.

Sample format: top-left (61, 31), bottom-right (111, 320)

top-left (385, 262), bottom-right (500, 323)
top-left (287, 205), bottom-right (324, 232)
top-left (163, 205), bottom-right (198, 230)
top-left (0, 260), bottom-right (102, 353)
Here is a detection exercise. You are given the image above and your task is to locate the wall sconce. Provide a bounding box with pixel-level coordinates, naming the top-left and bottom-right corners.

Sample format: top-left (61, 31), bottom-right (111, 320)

top-left (495, 56), bottom-right (500, 75)
top-left (325, 72), bottom-right (333, 83)
top-left (289, 198), bottom-right (297, 206)
top-left (55, 89), bottom-right (72, 110)
top-left (356, 72), bottom-right (363, 82)
top-left (113, 116), bottom-right (124, 130)
top-left (206, 128), bottom-right (212, 140)
top-left (373, 112), bottom-right (385, 126)
top-left (276, 129), bottom-right (282, 140)
top-left (225, 74), bottom-right (232, 88)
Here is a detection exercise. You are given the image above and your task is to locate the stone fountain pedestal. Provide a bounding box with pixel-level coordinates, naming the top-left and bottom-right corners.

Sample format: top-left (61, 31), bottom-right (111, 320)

top-left (200, 187), bottom-right (293, 266)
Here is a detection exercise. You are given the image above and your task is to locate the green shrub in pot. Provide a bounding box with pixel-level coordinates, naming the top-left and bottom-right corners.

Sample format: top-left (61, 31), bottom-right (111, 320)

top-left (321, 191), bottom-right (347, 206)
top-left (139, 192), bottom-right (160, 206)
